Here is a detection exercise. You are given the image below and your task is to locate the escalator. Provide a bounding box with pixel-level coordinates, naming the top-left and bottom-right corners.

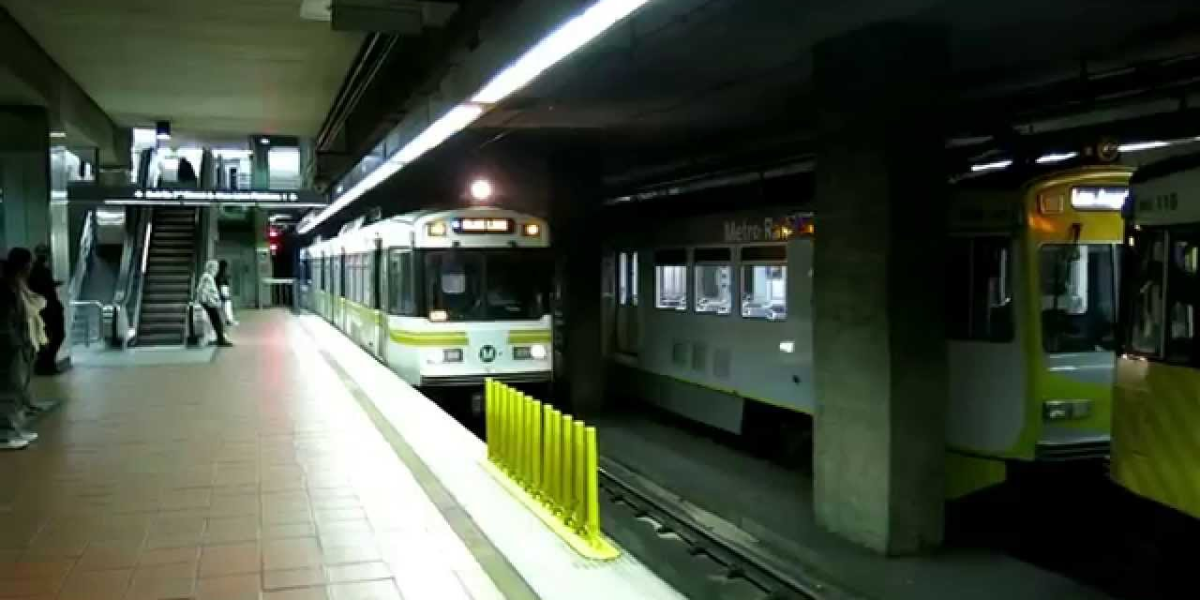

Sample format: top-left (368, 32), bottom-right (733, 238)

top-left (135, 208), bottom-right (199, 346)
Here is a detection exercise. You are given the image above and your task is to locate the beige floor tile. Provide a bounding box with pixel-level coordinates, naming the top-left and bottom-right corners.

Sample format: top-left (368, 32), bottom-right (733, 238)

top-left (0, 576), bottom-right (62, 597)
top-left (315, 521), bottom-right (371, 538)
top-left (76, 541), bottom-right (142, 571)
top-left (264, 586), bottom-right (330, 600)
top-left (262, 509), bottom-right (313, 527)
top-left (262, 538), bottom-right (321, 571)
top-left (327, 579), bottom-right (401, 600)
top-left (199, 542), bottom-right (260, 578)
top-left (323, 562), bottom-right (390, 585)
top-left (125, 574), bottom-right (196, 600)
top-left (204, 516), bottom-right (260, 545)
top-left (138, 546), bottom-right (200, 567)
top-left (22, 534), bottom-right (89, 558)
top-left (313, 509), bottom-right (365, 525)
top-left (263, 567), bottom-right (324, 591)
top-left (58, 568), bottom-right (132, 600)
top-left (196, 573), bottom-right (261, 600)
top-left (263, 523), bottom-right (316, 541)
top-left (159, 488), bottom-right (213, 511)
top-left (208, 494), bottom-right (260, 518)
top-left (319, 544), bottom-right (380, 567)
top-left (0, 558), bottom-right (74, 581)
top-left (132, 561), bottom-right (197, 583)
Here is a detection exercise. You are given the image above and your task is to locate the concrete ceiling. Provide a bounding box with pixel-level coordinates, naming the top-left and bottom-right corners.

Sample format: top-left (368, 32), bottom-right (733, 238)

top-left (1, 0), bottom-right (365, 141)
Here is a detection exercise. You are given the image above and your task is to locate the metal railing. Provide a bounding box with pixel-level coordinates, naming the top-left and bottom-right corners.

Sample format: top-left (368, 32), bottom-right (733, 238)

top-left (69, 301), bottom-right (105, 347)
top-left (261, 277), bottom-right (298, 310)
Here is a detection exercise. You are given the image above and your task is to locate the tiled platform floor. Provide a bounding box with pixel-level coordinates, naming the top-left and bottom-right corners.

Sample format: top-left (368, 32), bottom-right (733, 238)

top-left (0, 311), bottom-right (504, 600)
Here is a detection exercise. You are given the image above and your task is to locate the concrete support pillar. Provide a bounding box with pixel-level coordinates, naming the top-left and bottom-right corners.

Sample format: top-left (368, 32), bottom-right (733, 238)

top-left (0, 106), bottom-right (51, 253)
top-left (811, 22), bottom-right (949, 555)
top-left (549, 160), bottom-right (605, 415)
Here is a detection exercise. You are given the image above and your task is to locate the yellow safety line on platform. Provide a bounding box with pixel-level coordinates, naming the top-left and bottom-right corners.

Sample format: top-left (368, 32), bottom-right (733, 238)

top-left (484, 379), bottom-right (620, 561)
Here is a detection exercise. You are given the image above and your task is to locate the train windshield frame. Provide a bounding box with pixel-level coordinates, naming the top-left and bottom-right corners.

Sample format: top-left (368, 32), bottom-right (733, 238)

top-left (420, 248), bottom-right (553, 321)
top-left (1039, 242), bottom-right (1119, 353)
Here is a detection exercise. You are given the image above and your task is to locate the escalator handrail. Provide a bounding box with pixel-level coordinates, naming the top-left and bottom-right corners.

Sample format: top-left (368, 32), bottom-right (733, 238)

top-left (128, 207), bottom-right (153, 342)
top-left (65, 210), bottom-right (97, 339)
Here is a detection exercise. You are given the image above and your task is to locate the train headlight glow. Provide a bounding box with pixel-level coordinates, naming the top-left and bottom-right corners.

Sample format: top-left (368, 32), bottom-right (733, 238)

top-left (428, 221), bottom-right (448, 236)
top-left (523, 223), bottom-right (541, 237)
top-left (514, 344), bottom-right (548, 360)
top-left (429, 310), bottom-right (449, 322)
top-left (470, 179), bottom-right (493, 201)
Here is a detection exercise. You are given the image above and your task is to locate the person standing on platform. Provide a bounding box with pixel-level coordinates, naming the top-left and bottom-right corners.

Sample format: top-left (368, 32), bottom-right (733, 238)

top-left (217, 259), bottom-right (237, 326)
top-left (0, 248), bottom-right (44, 448)
top-left (196, 259), bottom-right (232, 347)
top-left (29, 245), bottom-right (65, 375)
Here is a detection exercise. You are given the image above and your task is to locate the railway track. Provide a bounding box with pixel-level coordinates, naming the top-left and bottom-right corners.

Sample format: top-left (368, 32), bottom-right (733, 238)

top-left (599, 459), bottom-right (835, 600)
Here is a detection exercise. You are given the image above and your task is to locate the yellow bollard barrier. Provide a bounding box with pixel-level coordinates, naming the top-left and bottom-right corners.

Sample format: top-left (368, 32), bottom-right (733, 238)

top-left (486, 380), bottom-right (495, 461)
top-left (585, 426), bottom-right (600, 543)
top-left (573, 420), bottom-right (586, 529)
top-left (549, 408), bottom-right (562, 512)
top-left (479, 381), bottom-right (618, 560)
top-left (531, 401), bottom-right (543, 495)
top-left (561, 414), bottom-right (575, 523)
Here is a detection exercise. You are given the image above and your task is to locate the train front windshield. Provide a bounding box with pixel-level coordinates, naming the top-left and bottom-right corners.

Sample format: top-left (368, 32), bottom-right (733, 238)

top-left (1039, 243), bottom-right (1118, 353)
top-left (423, 249), bottom-right (553, 321)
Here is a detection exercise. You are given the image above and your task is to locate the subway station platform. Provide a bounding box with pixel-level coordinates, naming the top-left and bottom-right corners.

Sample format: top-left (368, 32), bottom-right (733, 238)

top-left (0, 311), bottom-right (679, 600)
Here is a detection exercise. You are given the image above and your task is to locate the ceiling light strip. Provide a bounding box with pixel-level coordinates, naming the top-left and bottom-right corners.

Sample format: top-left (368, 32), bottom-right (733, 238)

top-left (300, 0), bottom-right (651, 235)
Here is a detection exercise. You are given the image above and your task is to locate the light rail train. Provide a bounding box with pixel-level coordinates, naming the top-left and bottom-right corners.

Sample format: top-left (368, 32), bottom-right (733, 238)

top-left (602, 164), bottom-right (1130, 496)
top-left (300, 207), bottom-right (553, 392)
top-left (1114, 154), bottom-right (1200, 522)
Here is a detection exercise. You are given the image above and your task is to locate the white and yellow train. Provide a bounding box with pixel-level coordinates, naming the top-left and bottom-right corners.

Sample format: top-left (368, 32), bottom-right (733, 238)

top-left (300, 207), bottom-right (553, 390)
top-left (1114, 154), bottom-right (1200, 522)
top-left (602, 164), bottom-right (1131, 496)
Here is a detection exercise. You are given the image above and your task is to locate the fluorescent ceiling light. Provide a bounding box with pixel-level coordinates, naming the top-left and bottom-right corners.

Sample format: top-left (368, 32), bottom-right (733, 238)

top-left (299, 104), bottom-right (483, 234)
top-left (302, 0), bottom-right (650, 236)
top-left (390, 104), bottom-right (483, 166)
top-left (49, 131), bottom-right (67, 139)
top-left (473, 0), bottom-right (650, 104)
top-left (1119, 140), bottom-right (1170, 153)
top-left (971, 159), bottom-right (1013, 172)
top-left (1036, 152), bottom-right (1077, 164)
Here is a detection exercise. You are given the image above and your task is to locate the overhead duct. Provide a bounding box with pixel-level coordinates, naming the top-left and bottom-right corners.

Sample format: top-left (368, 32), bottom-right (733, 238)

top-left (328, 0), bottom-right (458, 34)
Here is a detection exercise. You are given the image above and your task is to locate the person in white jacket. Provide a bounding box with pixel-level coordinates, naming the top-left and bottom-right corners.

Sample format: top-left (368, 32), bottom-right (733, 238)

top-left (196, 260), bottom-right (232, 347)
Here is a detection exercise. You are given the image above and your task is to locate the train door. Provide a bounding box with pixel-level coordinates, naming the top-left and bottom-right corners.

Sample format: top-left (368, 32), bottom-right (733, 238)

top-left (373, 242), bottom-right (386, 359)
top-left (332, 254), bottom-right (343, 326)
top-left (615, 250), bottom-right (640, 356)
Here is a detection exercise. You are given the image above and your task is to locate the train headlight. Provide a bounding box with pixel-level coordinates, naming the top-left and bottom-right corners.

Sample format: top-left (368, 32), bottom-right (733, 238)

top-left (514, 344), bottom-right (548, 360)
top-left (1043, 399), bottom-right (1092, 421)
top-left (429, 310), bottom-right (448, 322)
top-left (427, 221), bottom-right (448, 237)
top-left (425, 348), bottom-right (464, 365)
top-left (522, 223), bottom-right (541, 237)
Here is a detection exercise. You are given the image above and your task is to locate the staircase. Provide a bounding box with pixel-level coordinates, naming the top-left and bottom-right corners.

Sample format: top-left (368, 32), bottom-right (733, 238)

top-left (136, 208), bottom-right (197, 346)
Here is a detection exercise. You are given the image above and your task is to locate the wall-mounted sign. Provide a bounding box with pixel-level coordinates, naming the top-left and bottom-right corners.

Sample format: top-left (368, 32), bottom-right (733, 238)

top-left (67, 184), bottom-right (328, 207)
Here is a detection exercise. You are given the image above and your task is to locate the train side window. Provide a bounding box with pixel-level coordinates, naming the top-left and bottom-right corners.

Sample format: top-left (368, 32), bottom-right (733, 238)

top-left (388, 250), bottom-right (416, 316)
top-left (740, 245), bottom-right (787, 321)
top-left (946, 236), bottom-right (1014, 342)
top-left (655, 249), bottom-right (688, 311)
top-left (1165, 229), bottom-right (1200, 364)
top-left (1127, 229), bottom-right (1167, 358)
top-left (694, 247), bottom-right (732, 315)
